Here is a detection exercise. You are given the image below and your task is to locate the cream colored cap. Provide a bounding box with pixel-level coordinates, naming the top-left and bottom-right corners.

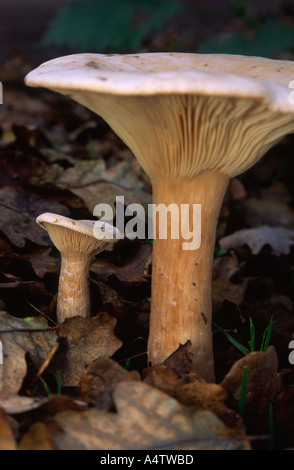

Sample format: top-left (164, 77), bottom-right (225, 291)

top-left (26, 53), bottom-right (294, 178)
top-left (36, 213), bottom-right (120, 255)
top-left (25, 52), bottom-right (294, 113)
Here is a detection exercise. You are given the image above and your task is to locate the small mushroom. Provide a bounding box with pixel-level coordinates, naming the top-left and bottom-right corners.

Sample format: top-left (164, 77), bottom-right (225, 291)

top-left (36, 213), bottom-right (119, 323)
top-left (26, 53), bottom-right (294, 380)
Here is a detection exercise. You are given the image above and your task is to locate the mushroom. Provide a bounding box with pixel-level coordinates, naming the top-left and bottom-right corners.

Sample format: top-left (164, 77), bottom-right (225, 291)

top-left (36, 213), bottom-right (119, 323)
top-left (26, 53), bottom-right (294, 381)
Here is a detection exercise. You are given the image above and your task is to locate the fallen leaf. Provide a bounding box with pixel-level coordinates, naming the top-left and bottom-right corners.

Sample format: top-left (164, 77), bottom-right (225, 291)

top-left (51, 381), bottom-right (250, 450)
top-left (212, 277), bottom-right (249, 312)
top-left (0, 184), bottom-right (69, 247)
top-left (162, 341), bottom-right (194, 376)
top-left (213, 252), bottom-right (240, 281)
top-left (0, 237), bottom-right (13, 259)
top-left (144, 365), bottom-right (184, 397)
top-left (0, 312), bottom-right (58, 396)
top-left (239, 198), bottom-right (294, 229)
top-left (0, 274), bottom-right (52, 318)
top-left (50, 314), bottom-right (123, 387)
top-left (219, 225), bottom-right (294, 256)
top-left (17, 396), bottom-right (88, 450)
top-left (28, 158), bottom-right (151, 213)
top-left (221, 346), bottom-right (282, 409)
top-left (144, 366), bottom-right (242, 430)
top-left (72, 180), bottom-right (151, 215)
top-left (29, 247), bottom-right (60, 278)
top-left (79, 357), bottom-right (140, 409)
top-left (0, 410), bottom-right (17, 450)
top-left (0, 150), bottom-right (48, 187)
top-left (177, 380), bottom-right (243, 429)
top-left (19, 422), bottom-right (56, 450)
top-left (0, 395), bottom-right (48, 415)
top-left (0, 88), bottom-right (50, 131)
top-left (90, 241), bottom-right (152, 285)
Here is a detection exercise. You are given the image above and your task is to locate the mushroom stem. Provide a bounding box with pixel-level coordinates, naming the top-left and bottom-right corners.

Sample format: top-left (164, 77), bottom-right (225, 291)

top-left (149, 170), bottom-right (229, 382)
top-left (57, 253), bottom-right (92, 323)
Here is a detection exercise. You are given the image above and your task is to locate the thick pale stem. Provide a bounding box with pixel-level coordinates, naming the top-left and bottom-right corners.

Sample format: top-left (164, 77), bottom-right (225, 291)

top-left (148, 170), bottom-right (229, 382)
top-left (57, 254), bottom-right (91, 323)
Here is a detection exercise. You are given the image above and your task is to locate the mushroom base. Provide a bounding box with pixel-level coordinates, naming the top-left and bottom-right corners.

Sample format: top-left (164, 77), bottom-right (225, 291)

top-left (148, 170), bottom-right (229, 382)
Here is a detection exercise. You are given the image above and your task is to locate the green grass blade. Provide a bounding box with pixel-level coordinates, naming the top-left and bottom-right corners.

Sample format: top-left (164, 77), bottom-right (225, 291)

top-left (38, 376), bottom-right (51, 397)
top-left (124, 358), bottom-right (131, 370)
top-left (56, 372), bottom-right (62, 396)
top-left (260, 315), bottom-right (274, 352)
top-left (213, 321), bottom-right (250, 356)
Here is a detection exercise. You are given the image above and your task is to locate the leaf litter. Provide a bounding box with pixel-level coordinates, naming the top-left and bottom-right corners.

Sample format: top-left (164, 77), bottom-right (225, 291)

top-left (0, 67), bottom-right (293, 450)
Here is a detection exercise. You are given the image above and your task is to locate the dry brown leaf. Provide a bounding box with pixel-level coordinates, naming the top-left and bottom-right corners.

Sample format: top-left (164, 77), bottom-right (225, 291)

top-left (50, 314), bottom-right (123, 387)
top-left (19, 422), bottom-right (56, 450)
top-left (0, 312), bottom-right (58, 396)
top-left (239, 198), bottom-right (294, 229)
top-left (0, 150), bottom-right (49, 187)
top-left (18, 396), bottom-right (89, 450)
top-left (29, 247), bottom-right (60, 278)
top-left (0, 88), bottom-right (50, 131)
top-left (0, 184), bottom-right (69, 247)
top-left (28, 158), bottom-right (151, 213)
top-left (0, 395), bottom-right (48, 414)
top-left (211, 253), bottom-right (249, 311)
top-left (51, 381), bottom-right (250, 450)
top-left (221, 346), bottom-right (282, 408)
top-left (219, 225), bottom-right (294, 256)
top-left (162, 341), bottom-right (194, 376)
top-left (212, 276), bottom-right (249, 312)
top-left (79, 357), bottom-right (140, 409)
top-left (144, 366), bottom-right (242, 430)
top-left (213, 252), bottom-right (240, 281)
top-left (90, 242), bottom-right (152, 285)
top-left (0, 410), bottom-right (17, 450)
top-left (72, 180), bottom-right (151, 215)
top-left (144, 365), bottom-right (183, 397)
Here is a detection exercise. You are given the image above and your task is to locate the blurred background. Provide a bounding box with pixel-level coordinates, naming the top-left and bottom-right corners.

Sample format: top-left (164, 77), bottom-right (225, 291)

top-left (1, 0), bottom-right (294, 67)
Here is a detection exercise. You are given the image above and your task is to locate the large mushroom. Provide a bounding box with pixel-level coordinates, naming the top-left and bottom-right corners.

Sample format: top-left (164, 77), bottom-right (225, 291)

top-left (37, 213), bottom-right (119, 323)
top-left (26, 53), bottom-right (294, 381)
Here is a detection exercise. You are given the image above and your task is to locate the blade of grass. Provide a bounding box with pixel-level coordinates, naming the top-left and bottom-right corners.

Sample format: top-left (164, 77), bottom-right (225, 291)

top-left (56, 372), bottom-right (62, 396)
top-left (213, 321), bottom-right (250, 355)
top-left (124, 358), bottom-right (131, 370)
top-left (260, 315), bottom-right (274, 352)
top-left (38, 376), bottom-right (51, 397)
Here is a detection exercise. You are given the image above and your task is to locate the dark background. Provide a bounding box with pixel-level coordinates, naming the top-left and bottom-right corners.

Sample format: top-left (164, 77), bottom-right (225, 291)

top-left (1, 0), bottom-right (294, 63)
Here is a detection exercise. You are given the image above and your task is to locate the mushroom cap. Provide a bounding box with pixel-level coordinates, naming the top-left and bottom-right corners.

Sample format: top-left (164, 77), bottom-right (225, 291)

top-left (25, 53), bottom-right (294, 178)
top-left (25, 52), bottom-right (294, 113)
top-left (36, 212), bottom-right (120, 256)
